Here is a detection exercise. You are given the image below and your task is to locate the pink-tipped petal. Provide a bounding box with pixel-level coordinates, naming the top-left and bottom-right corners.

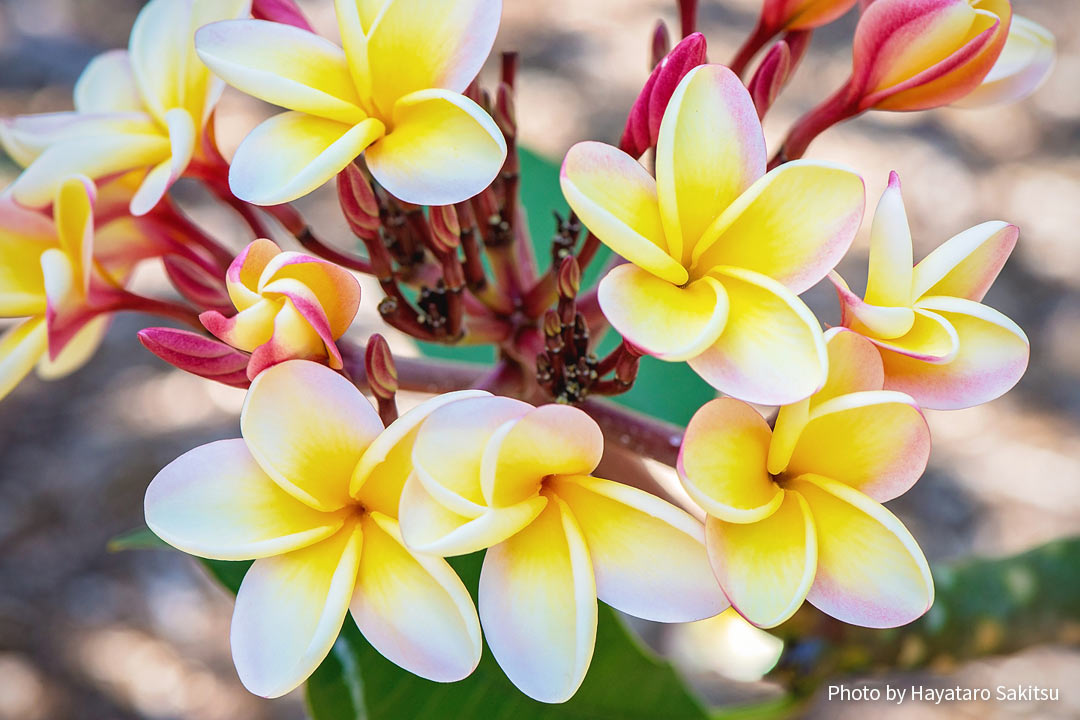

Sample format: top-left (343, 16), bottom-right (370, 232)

top-left (910, 221), bottom-right (1018, 302)
top-left (865, 171), bottom-right (913, 307)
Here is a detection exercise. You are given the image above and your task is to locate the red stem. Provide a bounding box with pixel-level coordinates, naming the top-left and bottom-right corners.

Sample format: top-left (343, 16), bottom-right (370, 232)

top-left (729, 18), bottom-right (776, 78)
top-left (770, 80), bottom-right (860, 168)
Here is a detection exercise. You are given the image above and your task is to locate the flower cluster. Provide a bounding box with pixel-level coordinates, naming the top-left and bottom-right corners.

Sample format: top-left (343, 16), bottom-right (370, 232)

top-left (0, 0), bottom-right (1053, 708)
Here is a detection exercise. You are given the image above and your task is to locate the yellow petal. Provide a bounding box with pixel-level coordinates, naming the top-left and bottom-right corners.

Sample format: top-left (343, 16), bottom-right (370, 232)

top-left (231, 519), bottom-right (364, 697)
top-left (145, 439), bottom-right (348, 560)
top-left (365, 0), bottom-right (501, 116)
top-left (677, 398), bottom-right (783, 523)
top-left (54, 176), bottom-right (95, 295)
top-left (241, 360), bottom-right (384, 511)
top-left (479, 492), bottom-right (597, 704)
top-left (351, 512), bottom-right (482, 681)
top-left (864, 171), bottom-right (914, 307)
top-left (689, 266), bottom-right (827, 405)
top-left (705, 491), bottom-right (816, 628)
top-left (260, 251), bottom-right (361, 338)
top-left (184, 0), bottom-right (252, 124)
top-left (882, 296), bottom-right (1029, 410)
top-left (867, 306), bottom-right (960, 362)
top-left (195, 19), bottom-right (368, 124)
top-left (398, 472), bottom-right (547, 556)
top-left (364, 89), bottom-right (505, 206)
top-left (691, 161), bottom-right (864, 294)
top-left (0, 317), bottom-right (47, 401)
top-left (910, 221), bottom-right (1017, 302)
top-left (351, 390), bottom-right (490, 514)
top-left (789, 474), bottom-right (934, 628)
top-left (130, 108), bottom-right (196, 216)
top-left (37, 315), bottom-right (109, 379)
top-left (411, 395), bottom-right (531, 514)
top-left (483, 404), bottom-right (603, 507)
top-left (787, 391), bottom-right (930, 502)
top-left (561, 141), bottom-right (687, 285)
top-left (831, 270), bottom-right (915, 340)
top-left (654, 64), bottom-right (766, 265)
top-left (229, 112), bottom-right (384, 205)
top-left (551, 475), bottom-right (728, 622)
top-left (816, 327), bottom-right (887, 403)
top-left (0, 200), bottom-right (53, 315)
top-left (596, 263), bottom-right (728, 361)
top-left (128, 0), bottom-right (188, 124)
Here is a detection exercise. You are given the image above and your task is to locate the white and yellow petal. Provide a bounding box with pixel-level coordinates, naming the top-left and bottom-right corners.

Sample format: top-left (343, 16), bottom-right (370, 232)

top-left (551, 474), bottom-right (728, 622)
top-left (654, 64), bottom-right (766, 265)
top-left (478, 493), bottom-right (597, 704)
top-left (955, 15), bottom-right (1055, 108)
top-left (145, 439), bottom-right (348, 560)
top-left (691, 161), bottom-right (864, 293)
top-left (705, 491), bottom-right (816, 628)
top-left (910, 221), bottom-right (1018, 302)
top-left (364, 89), bottom-right (505, 206)
top-left (0, 317), bottom-right (48, 401)
top-left (786, 391), bottom-right (930, 502)
top-left (597, 264), bottom-right (728, 362)
top-left (229, 112), bottom-right (385, 206)
top-left (864, 171), bottom-right (913, 308)
top-left (231, 519), bottom-right (364, 697)
top-left (677, 398), bottom-right (783, 523)
top-left (350, 513), bottom-right (482, 682)
top-left (560, 141), bottom-right (687, 285)
top-left (688, 266), bottom-right (827, 405)
top-left (241, 360), bottom-right (384, 511)
top-left (790, 474), bottom-right (934, 628)
top-left (881, 296), bottom-right (1029, 410)
top-left (74, 50), bottom-right (143, 114)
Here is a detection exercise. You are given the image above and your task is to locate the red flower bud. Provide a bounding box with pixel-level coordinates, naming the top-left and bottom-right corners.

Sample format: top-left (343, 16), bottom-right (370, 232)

top-left (251, 0), bottom-right (314, 32)
top-left (138, 328), bottom-right (251, 388)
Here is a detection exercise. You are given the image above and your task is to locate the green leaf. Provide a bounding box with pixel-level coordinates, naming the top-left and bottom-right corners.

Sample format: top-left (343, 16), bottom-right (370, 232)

top-left (107, 525), bottom-right (168, 552)
top-left (307, 551), bottom-right (709, 720)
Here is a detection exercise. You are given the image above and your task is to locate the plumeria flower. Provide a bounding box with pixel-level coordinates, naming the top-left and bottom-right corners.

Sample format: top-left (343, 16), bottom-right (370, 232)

top-left (200, 239), bottom-right (361, 380)
top-left (194, 0), bottom-right (507, 207)
top-left (561, 64), bottom-right (865, 405)
top-left (678, 328), bottom-right (934, 629)
top-left (397, 396), bottom-right (728, 703)
top-left (831, 172), bottom-right (1029, 410)
top-left (850, 0), bottom-right (1052, 111)
top-left (0, 177), bottom-right (162, 400)
top-left (761, 0), bottom-right (858, 31)
top-left (145, 360), bottom-right (487, 697)
top-left (0, 0), bottom-right (251, 216)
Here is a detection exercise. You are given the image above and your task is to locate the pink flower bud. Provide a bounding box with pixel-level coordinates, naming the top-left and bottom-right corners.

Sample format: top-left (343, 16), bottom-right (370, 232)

top-left (651, 21), bottom-right (671, 69)
top-left (619, 32), bottom-right (708, 158)
top-left (337, 164), bottom-right (381, 240)
top-left (162, 255), bottom-right (231, 312)
top-left (364, 333), bottom-right (398, 401)
top-left (748, 41), bottom-right (793, 119)
top-left (251, 0), bottom-right (314, 32)
top-left (138, 327), bottom-right (251, 388)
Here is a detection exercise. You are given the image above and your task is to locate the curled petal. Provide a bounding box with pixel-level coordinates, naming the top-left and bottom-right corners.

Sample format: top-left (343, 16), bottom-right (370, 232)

top-left (705, 490), bottom-right (816, 628)
top-left (954, 14), bottom-right (1055, 107)
top-left (195, 19), bottom-right (368, 124)
top-left (560, 141), bottom-right (687, 285)
top-left (145, 439), bottom-right (348, 560)
top-left (0, 317), bottom-right (47, 401)
top-left (831, 271), bottom-right (915, 340)
top-left (259, 252), bottom-right (361, 338)
top-left (365, 89), bottom-right (505, 206)
top-left (130, 108), bottom-right (196, 216)
top-left (484, 405), bottom-right (604, 507)
top-left (351, 513), bottom-right (482, 682)
top-left (241, 360), bottom-right (384, 511)
top-left (864, 306), bottom-right (960, 362)
top-left (655, 64), bottom-right (766, 264)
top-left (791, 474), bottom-right (934, 628)
top-left (479, 494), bottom-right (597, 704)
top-left (552, 475), bottom-right (728, 622)
top-left (138, 327), bottom-right (251, 388)
top-left (228, 238), bottom-right (281, 310)
top-left (865, 171), bottom-right (913, 308)
top-left (597, 264), bottom-right (728, 362)
top-left (689, 267), bottom-right (827, 405)
top-left (816, 327), bottom-right (887, 403)
top-left (231, 520), bottom-right (364, 697)
top-left (678, 398), bottom-right (783, 523)
top-left (229, 113), bottom-right (385, 206)
top-left (910, 221), bottom-right (1018, 302)
top-left (692, 161), bottom-right (864, 294)
top-left (786, 391), bottom-right (930, 502)
top-left (881, 296), bottom-right (1029, 410)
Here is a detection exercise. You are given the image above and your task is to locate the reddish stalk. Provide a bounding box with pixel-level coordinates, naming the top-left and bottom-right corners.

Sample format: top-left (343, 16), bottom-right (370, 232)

top-left (770, 80), bottom-right (860, 168)
top-left (730, 18), bottom-right (776, 78)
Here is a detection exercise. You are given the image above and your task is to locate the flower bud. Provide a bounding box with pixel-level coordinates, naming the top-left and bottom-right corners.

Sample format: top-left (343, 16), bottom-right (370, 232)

top-left (138, 327), bottom-right (251, 388)
top-left (762, 0), bottom-right (858, 32)
top-left (619, 32), bottom-right (708, 158)
top-left (556, 256), bottom-right (581, 300)
top-left (748, 40), bottom-right (793, 119)
top-left (495, 82), bottom-right (517, 141)
top-left (364, 333), bottom-right (398, 401)
top-left (651, 21), bottom-right (671, 68)
top-left (851, 0), bottom-right (1012, 111)
top-left (337, 163), bottom-right (381, 240)
top-left (251, 0), bottom-right (313, 32)
top-left (162, 254), bottom-right (231, 312)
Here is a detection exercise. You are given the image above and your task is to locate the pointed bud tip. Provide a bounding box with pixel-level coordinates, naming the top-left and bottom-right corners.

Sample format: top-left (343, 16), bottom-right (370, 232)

top-left (556, 256), bottom-right (581, 299)
top-left (365, 334), bottom-right (398, 399)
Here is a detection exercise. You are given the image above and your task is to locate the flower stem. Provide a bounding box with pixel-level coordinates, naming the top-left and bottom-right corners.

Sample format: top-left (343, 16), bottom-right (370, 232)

top-left (769, 80), bottom-right (859, 168)
top-left (729, 18), bottom-right (776, 78)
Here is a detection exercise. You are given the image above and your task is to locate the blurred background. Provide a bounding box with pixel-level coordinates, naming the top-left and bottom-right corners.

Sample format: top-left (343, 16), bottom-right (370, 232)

top-left (0, 0), bottom-right (1077, 718)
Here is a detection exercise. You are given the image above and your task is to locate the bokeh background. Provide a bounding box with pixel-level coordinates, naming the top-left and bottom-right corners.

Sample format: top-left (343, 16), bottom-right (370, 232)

top-left (0, 0), bottom-right (1077, 718)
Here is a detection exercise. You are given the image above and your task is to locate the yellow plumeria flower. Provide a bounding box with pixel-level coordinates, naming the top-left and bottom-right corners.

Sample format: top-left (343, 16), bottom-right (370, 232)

top-left (0, 176), bottom-right (160, 400)
top-left (830, 172), bottom-right (1029, 410)
top-left (678, 329), bottom-right (934, 629)
top-left (398, 397), bottom-right (728, 703)
top-left (200, 238), bottom-right (362, 380)
top-left (194, 0), bottom-right (507, 207)
top-left (560, 64), bottom-right (865, 405)
top-left (0, 0), bottom-right (250, 216)
top-left (145, 360), bottom-right (486, 697)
